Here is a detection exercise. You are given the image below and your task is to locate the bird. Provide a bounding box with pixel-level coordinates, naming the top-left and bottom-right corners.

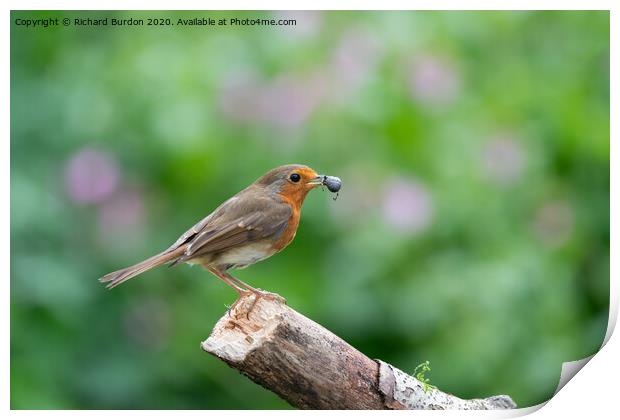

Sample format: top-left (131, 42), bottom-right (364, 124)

top-left (99, 164), bottom-right (341, 309)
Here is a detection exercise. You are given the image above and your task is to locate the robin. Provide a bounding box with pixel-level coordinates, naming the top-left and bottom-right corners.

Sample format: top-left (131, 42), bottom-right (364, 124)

top-left (100, 164), bottom-right (341, 307)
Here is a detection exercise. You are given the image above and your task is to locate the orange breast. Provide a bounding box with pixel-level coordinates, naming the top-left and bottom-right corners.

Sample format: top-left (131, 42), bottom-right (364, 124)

top-left (272, 197), bottom-right (301, 252)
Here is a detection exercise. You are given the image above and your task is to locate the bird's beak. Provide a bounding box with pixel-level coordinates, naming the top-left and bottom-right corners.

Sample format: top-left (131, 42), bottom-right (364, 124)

top-left (308, 175), bottom-right (325, 187)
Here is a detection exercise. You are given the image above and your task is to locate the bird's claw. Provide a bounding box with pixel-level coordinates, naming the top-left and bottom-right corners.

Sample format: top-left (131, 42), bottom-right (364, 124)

top-left (227, 290), bottom-right (286, 320)
top-left (254, 289), bottom-right (286, 304)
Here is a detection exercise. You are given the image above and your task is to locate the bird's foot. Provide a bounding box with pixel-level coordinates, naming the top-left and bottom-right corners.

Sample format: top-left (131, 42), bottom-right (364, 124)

top-left (253, 289), bottom-right (286, 304)
top-left (244, 290), bottom-right (286, 319)
top-left (228, 293), bottom-right (250, 318)
top-left (229, 290), bottom-right (286, 320)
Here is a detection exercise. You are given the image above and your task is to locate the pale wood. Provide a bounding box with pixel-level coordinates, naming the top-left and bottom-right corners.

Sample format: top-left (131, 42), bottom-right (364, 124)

top-left (201, 293), bottom-right (516, 410)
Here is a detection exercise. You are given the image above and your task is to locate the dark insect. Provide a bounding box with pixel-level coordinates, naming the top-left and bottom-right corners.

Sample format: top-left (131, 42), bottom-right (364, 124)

top-left (319, 175), bottom-right (341, 201)
top-left (323, 175), bottom-right (341, 193)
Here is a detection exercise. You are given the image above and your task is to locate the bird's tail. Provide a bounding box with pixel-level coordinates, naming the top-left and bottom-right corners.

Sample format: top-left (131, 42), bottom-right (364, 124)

top-left (99, 247), bottom-right (186, 289)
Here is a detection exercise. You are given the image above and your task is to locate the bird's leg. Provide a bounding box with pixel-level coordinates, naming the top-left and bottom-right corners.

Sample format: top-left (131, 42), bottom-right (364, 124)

top-left (221, 272), bottom-right (285, 317)
top-left (222, 272), bottom-right (283, 300)
top-left (221, 273), bottom-right (261, 294)
top-left (205, 266), bottom-right (255, 317)
top-left (205, 266), bottom-right (247, 295)
top-left (220, 272), bottom-right (260, 319)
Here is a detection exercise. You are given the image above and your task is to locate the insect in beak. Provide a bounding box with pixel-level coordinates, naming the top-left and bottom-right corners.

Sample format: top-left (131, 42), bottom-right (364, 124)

top-left (310, 175), bottom-right (341, 200)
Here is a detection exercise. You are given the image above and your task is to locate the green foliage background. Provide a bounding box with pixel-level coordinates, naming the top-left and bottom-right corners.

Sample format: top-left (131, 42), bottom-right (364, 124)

top-left (11, 11), bottom-right (609, 409)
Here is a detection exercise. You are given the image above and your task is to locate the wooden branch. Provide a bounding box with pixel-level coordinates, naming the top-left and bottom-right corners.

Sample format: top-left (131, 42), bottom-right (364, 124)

top-left (201, 293), bottom-right (516, 410)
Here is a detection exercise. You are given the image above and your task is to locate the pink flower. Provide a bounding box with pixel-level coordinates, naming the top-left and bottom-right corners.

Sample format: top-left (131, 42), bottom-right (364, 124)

top-left (218, 71), bottom-right (325, 130)
top-left (532, 200), bottom-right (574, 248)
top-left (259, 74), bottom-right (325, 129)
top-left (217, 71), bottom-right (264, 123)
top-left (97, 187), bottom-right (145, 234)
top-left (408, 54), bottom-right (460, 106)
top-left (481, 135), bottom-right (526, 185)
top-left (329, 29), bottom-right (382, 101)
top-left (382, 177), bottom-right (434, 234)
top-left (64, 148), bottom-right (119, 204)
top-left (218, 28), bottom-right (383, 129)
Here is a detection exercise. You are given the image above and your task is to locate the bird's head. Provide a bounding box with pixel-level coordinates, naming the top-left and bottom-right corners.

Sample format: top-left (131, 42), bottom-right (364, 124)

top-left (256, 164), bottom-right (341, 205)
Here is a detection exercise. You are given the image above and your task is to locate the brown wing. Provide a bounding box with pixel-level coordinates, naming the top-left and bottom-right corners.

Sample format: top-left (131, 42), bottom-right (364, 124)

top-left (167, 189), bottom-right (292, 265)
top-left (164, 198), bottom-right (231, 252)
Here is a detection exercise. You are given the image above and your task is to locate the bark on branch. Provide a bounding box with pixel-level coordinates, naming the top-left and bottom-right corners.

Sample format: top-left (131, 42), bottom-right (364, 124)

top-left (201, 293), bottom-right (516, 410)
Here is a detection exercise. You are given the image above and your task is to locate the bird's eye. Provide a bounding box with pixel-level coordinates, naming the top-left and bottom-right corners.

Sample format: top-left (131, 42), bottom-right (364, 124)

top-left (289, 173), bottom-right (301, 183)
